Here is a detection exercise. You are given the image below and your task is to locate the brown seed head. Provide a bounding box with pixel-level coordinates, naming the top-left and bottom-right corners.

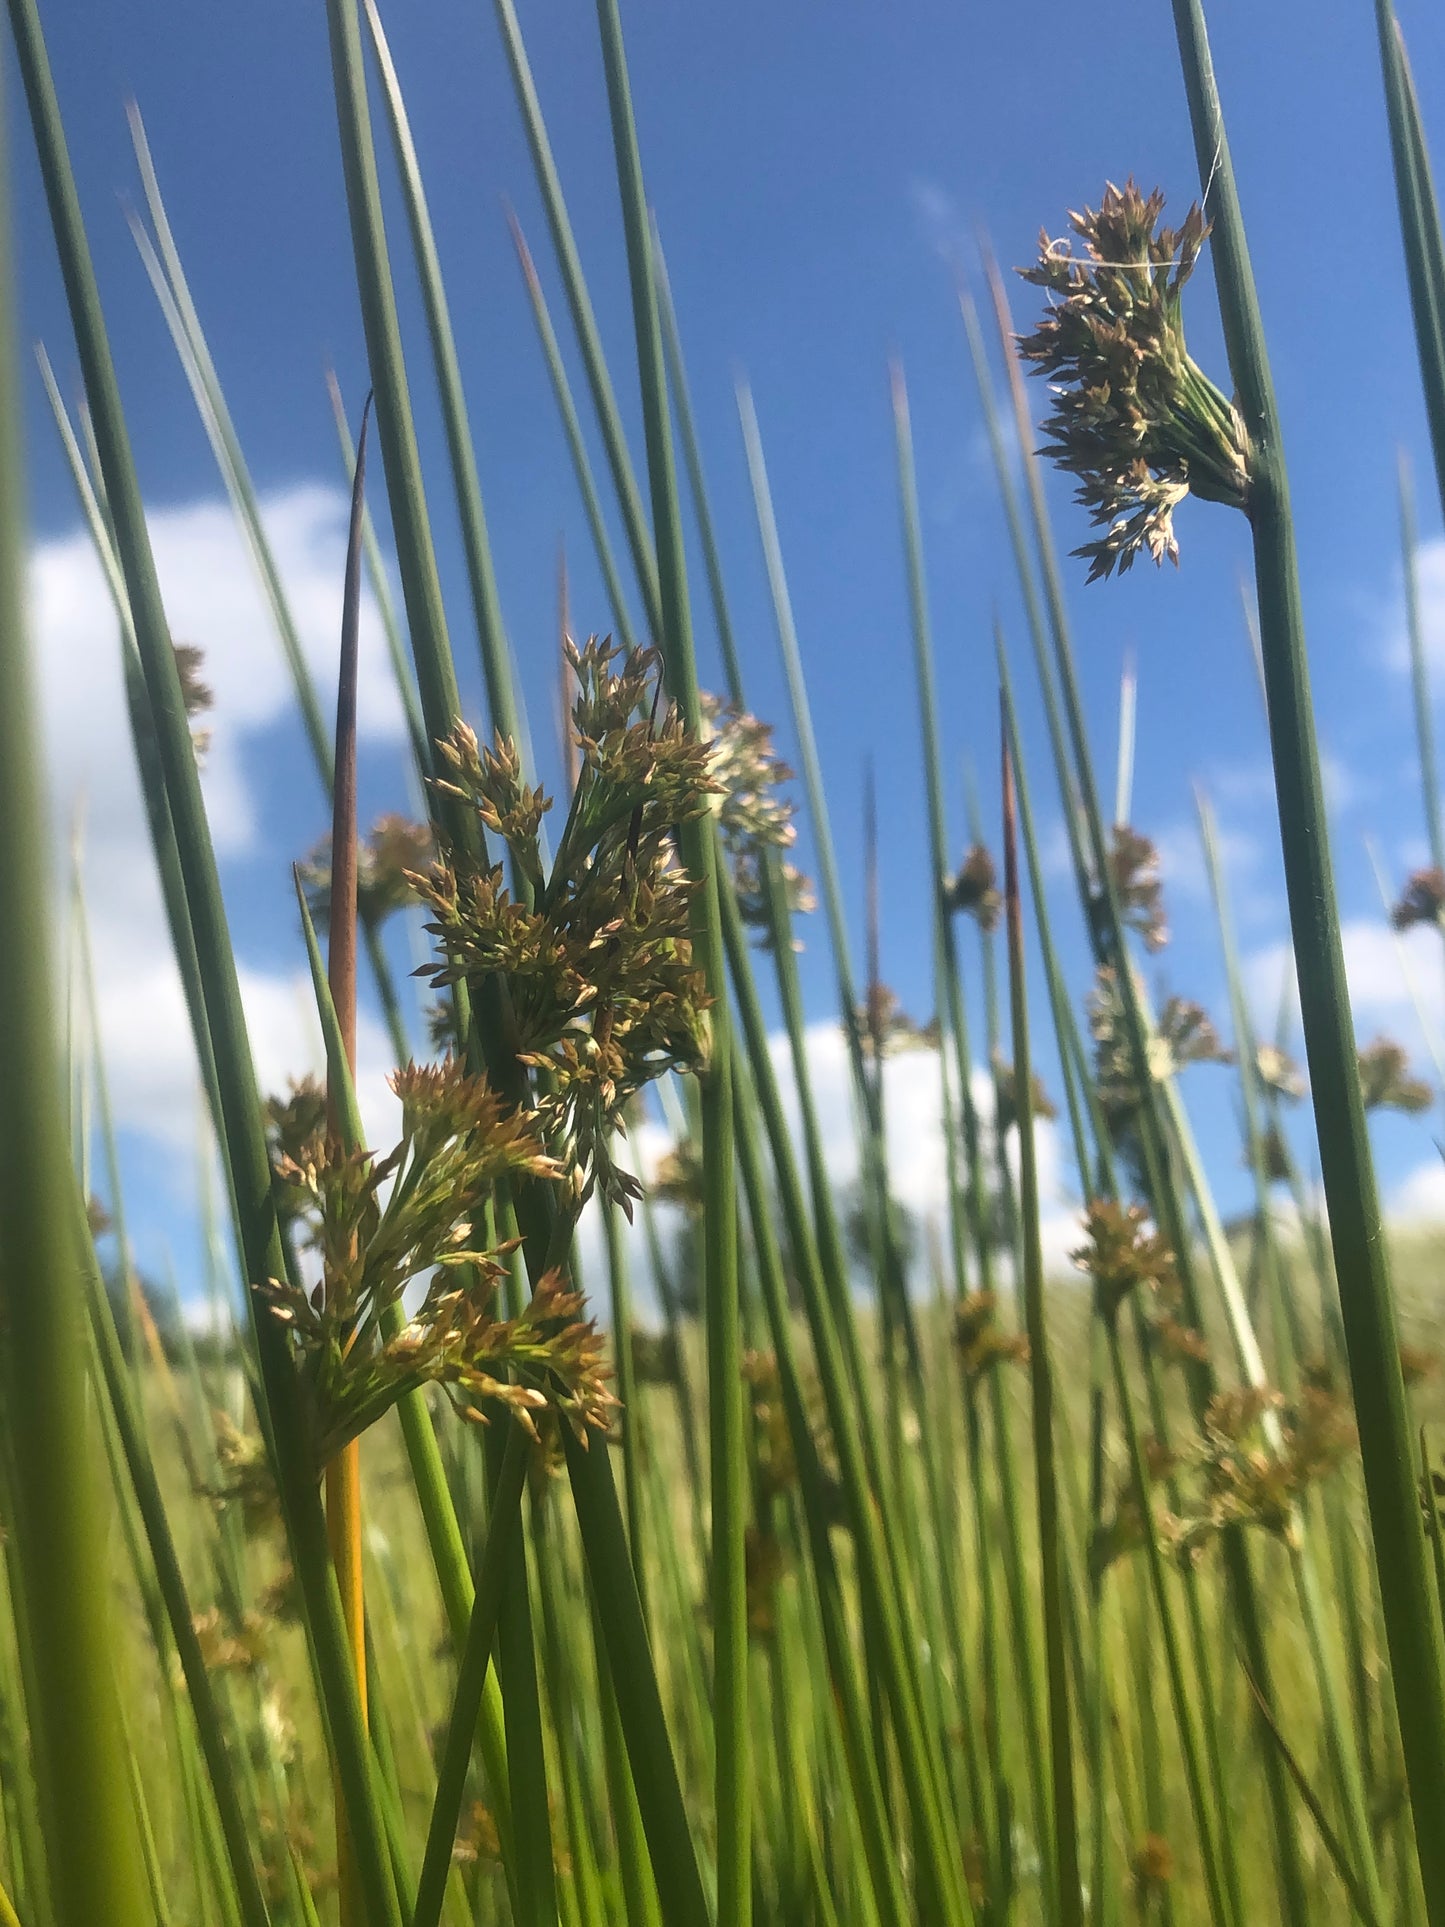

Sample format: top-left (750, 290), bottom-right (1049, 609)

top-left (1017, 179), bottom-right (1250, 579)
top-left (1392, 867), bottom-right (1445, 933)
top-left (1071, 1198), bottom-right (1177, 1322)
top-left (944, 843), bottom-right (1001, 931)
top-left (1358, 1036), bottom-right (1433, 1115)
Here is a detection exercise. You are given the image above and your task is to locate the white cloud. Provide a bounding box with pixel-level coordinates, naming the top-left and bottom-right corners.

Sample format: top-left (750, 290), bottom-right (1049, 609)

top-left (35, 483), bottom-right (403, 844)
top-left (36, 484), bottom-right (406, 1154)
top-left (1245, 916), bottom-right (1445, 1045)
top-left (766, 1021), bottom-right (1082, 1276)
top-left (87, 951), bottom-right (398, 1157)
top-left (597, 1021), bottom-right (1084, 1326)
top-left (1390, 1157), bottom-right (1445, 1225)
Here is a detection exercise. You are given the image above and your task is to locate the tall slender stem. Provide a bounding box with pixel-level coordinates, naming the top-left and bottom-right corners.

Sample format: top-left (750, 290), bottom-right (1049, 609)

top-left (0, 51), bottom-right (151, 1921)
top-left (1172, 4), bottom-right (1445, 1912)
top-left (1002, 710), bottom-right (1083, 1927)
top-left (1400, 452), bottom-right (1445, 871)
top-left (11, 0), bottom-right (400, 1908)
top-left (592, 6), bottom-right (744, 1914)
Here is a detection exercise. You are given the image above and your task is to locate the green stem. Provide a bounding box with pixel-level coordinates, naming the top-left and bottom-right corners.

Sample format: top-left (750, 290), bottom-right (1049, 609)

top-left (324, 0), bottom-right (459, 758)
top-left (489, 0), bottom-right (662, 638)
top-left (506, 213), bottom-right (642, 654)
top-left (413, 1423), bottom-right (530, 1927)
top-left (75, 1175), bottom-right (272, 1927)
top-left (0, 56), bottom-right (150, 1915)
top-left (1399, 454), bottom-right (1445, 872)
top-left (488, 1427), bottom-right (559, 1927)
top-left (719, 880), bottom-right (972, 1926)
top-left (6, 3), bottom-right (400, 1915)
top-left (603, 1197), bottom-right (651, 1628)
top-left (990, 250), bottom-right (1313, 1927)
top-left (326, 368), bottom-right (430, 776)
top-left (1196, 792), bottom-right (1387, 1919)
top-left (589, 1588), bottom-right (664, 1927)
top-left (126, 114), bottom-right (414, 1072)
top-left (1373, 4), bottom-right (1445, 523)
top-left (362, 0), bottom-right (523, 749)
top-left (1110, 1328), bottom-right (1232, 1927)
top-left (731, 1054), bottom-right (912, 1927)
top-left (1001, 706), bottom-right (1083, 1926)
top-left (1171, 8), bottom-right (1445, 1913)
top-left (891, 367), bottom-right (1048, 1885)
top-left (592, 5), bottom-right (746, 1915)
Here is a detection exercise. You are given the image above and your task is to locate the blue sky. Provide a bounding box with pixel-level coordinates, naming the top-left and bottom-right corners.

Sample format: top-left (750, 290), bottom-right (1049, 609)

top-left (15, 0), bottom-right (1445, 1300)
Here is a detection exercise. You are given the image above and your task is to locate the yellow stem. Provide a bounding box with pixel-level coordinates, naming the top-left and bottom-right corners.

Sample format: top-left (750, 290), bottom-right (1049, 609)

top-left (327, 1439), bottom-right (367, 1919)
